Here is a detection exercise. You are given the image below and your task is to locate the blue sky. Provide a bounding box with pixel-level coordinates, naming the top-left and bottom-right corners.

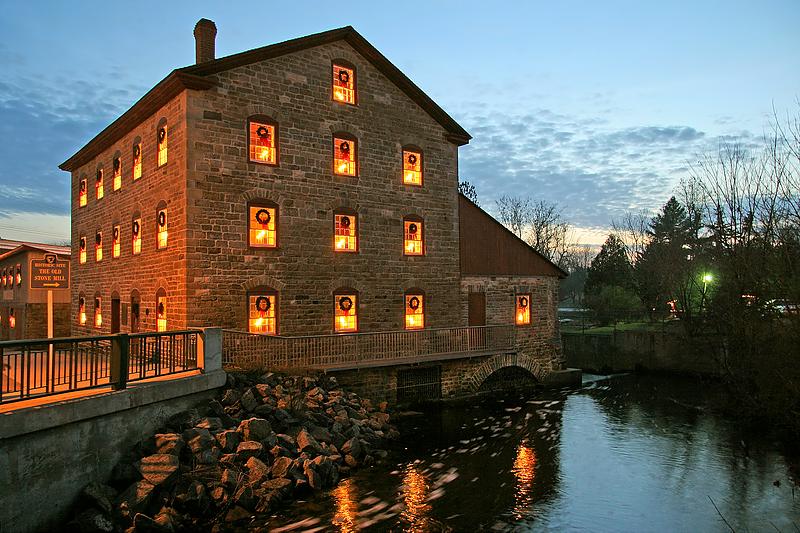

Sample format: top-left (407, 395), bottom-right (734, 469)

top-left (0, 0), bottom-right (798, 244)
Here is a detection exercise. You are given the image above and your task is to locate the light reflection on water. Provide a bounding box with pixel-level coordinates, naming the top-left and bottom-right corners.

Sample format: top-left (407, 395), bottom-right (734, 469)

top-left (400, 464), bottom-right (432, 531)
top-left (512, 442), bottom-right (537, 520)
top-left (331, 478), bottom-right (358, 533)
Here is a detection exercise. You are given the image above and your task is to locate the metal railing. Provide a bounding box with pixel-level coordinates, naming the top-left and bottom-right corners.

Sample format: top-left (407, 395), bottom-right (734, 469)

top-left (0, 330), bottom-right (198, 404)
top-left (222, 325), bottom-right (516, 371)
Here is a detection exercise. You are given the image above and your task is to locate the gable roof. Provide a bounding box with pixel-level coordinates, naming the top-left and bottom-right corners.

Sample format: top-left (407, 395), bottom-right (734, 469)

top-left (60, 26), bottom-right (470, 172)
top-left (0, 243), bottom-right (71, 263)
top-left (458, 194), bottom-right (567, 278)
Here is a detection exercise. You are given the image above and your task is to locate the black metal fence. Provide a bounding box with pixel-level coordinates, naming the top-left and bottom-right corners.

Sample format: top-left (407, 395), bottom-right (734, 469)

top-left (0, 330), bottom-right (199, 404)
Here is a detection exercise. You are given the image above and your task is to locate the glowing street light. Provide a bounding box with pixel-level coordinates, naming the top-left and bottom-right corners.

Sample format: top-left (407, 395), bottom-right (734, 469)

top-left (702, 273), bottom-right (714, 284)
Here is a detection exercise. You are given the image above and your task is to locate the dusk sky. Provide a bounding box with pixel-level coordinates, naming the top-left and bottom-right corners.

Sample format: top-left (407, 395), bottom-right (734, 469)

top-left (1, 0), bottom-right (798, 245)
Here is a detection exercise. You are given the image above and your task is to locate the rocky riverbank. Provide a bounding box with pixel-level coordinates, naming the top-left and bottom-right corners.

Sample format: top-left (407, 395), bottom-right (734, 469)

top-left (66, 372), bottom-right (399, 532)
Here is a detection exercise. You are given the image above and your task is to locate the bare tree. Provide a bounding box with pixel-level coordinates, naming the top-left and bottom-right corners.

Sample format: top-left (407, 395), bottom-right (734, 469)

top-left (458, 180), bottom-right (480, 206)
top-left (496, 195), bottom-right (530, 239)
top-left (524, 200), bottom-right (573, 266)
top-left (611, 211), bottom-right (650, 264)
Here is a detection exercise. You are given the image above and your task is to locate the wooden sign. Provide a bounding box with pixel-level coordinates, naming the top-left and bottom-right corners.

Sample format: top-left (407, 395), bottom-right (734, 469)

top-left (30, 254), bottom-right (70, 290)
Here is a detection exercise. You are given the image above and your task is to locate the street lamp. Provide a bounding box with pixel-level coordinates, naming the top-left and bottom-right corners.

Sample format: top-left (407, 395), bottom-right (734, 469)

top-left (701, 272), bottom-right (714, 311)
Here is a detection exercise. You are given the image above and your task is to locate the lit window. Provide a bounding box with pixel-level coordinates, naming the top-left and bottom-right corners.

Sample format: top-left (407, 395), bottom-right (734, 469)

top-left (516, 295), bottom-right (531, 325)
top-left (334, 137), bottom-right (356, 176)
top-left (249, 205), bottom-right (277, 248)
top-left (133, 143), bottom-right (142, 180)
top-left (1, 268), bottom-right (6, 287)
top-left (79, 236), bottom-right (87, 264)
top-left (404, 219), bottom-right (423, 256)
top-left (95, 169), bottom-right (104, 200)
top-left (113, 157), bottom-right (122, 191)
top-left (15, 265), bottom-right (21, 286)
top-left (248, 293), bottom-right (277, 335)
top-left (79, 178), bottom-right (88, 207)
top-left (8, 308), bottom-right (15, 329)
top-left (334, 293), bottom-right (357, 333)
top-left (249, 121), bottom-right (277, 164)
top-left (334, 213), bottom-right (357, 252)
top-left (332, 63), bottom-right (355, 104)
top-left (95, 231), bottom-right (103, 262)
top-left (403, 150), bottom-right (423, 186)
top-left (157, 209), bottom-right (168, 249)
top-left (112, 225), bottom-right (121, 258)
top-left (94, 297), bottom-right (102, 328)
top-left (157, 126), bottom-right (168, 167)
top-left (405, 294), bottom-right (424, 330)
top-left (156, 294), bottom-right (167, 332)
top-left (79, 296), bottom-right (87, 325)
top-left (132, 218), bottom-right (142, 255)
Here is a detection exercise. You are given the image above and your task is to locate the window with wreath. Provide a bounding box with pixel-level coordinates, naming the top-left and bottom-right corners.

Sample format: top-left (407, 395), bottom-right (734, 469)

top-left (334, 212), bottom-right (358, 252)
top-left (1, 268), bottom-right (6, 288)
top-left (157, 208), bottom-right (168, 249)
top-left (95, 231), bottom-right (103, 262)
top-left (332, 62), bottom-right (355, 104)
top-left (79, 178), bottom-right (88, 207)
top-left (94, 295), bottom-right (102, 328)
top-left (515, 294), bottom-right (531, 325)
top-left (78, 295), bottom-right (87, 325)
top-left (133, 142), bottom-right (142, 180)
top-left (79, 236), bottom-right (87, 264)
top-left (248, 119), bottom-right (277, 165)
top-left (403, 218), bottom-right (424, 256)
top-left (156, 289), bottom-right (167, 332)
top-left (405, 293), bottom-right (424, 330)
top-left (333, 135), bottom-right (357, 176)
top-left (157, 124), bottom-right (168, 167)
top-left (112, 225), bottom-right (121, 258)
top-left (132, 218), bottom-right (142, 255)
top-left (95, 168), bottom-right (104, 200)
top-left (248, 290), bottom-right (277, 335)
top-left (112, 156), bottom-right (122, 191)
top-left (8, 308), bottom-right (15, 329)
top-left (403, 149), bottom-right (423, 186)
top-left (15, 264), bottom-right (21, 286)
top-left (334, 291), bottom-right (358, 333)
top-left (248, 203), bottom-right (277, 248)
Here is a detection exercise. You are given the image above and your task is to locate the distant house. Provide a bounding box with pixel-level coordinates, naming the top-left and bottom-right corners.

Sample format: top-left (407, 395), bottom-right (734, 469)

top-left (0, 241), bottom-right (71, 340)
top-left (60, 20), bottom-right (566, 370)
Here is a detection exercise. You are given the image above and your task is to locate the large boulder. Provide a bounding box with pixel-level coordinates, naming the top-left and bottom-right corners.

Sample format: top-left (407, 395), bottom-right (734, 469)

top-left (154, 433), bottom-right (184, 456)
top-left (245, 457), bottom-right (270, 485)
top-left (236, 441), bottom-right (264, 462)
top-left (136, 454), bottom-right (180, 488)
top-left (215, 429), bottom-right (240, 453)
top-left (341, 437), bottom-right (363, 460)
top-left (116, 480), bottom-right (156, 518)
top-left (238, 418), bottom-right (272, 442)
top-left (240, 389), bottom-right (259, 412)
top-left (183, 428), bottom-right (214, 454)
top-left (296, 428), bottom-right (322, 455)
top-left (270, 456), bottom-right (293, 479)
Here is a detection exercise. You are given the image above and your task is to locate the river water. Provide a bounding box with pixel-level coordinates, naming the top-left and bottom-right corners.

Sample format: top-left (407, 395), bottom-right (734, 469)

top-left (263, 374), bottom-right (799, 532)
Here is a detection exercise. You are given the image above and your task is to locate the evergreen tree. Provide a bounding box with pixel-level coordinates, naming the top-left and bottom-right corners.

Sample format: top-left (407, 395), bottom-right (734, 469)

top-left (585, 234), bottom-right (634, 296)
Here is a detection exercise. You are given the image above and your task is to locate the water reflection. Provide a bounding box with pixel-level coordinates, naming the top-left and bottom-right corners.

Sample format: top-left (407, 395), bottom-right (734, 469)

top-left (400, 464), bottom-right (431, 532)
top-left (512, 442), bottom-right (537, 520)
top-left (332, 478), bottom-right (358, 533)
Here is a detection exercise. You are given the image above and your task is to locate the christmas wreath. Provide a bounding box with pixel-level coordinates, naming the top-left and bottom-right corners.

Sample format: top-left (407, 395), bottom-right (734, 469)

top-left (338, 296), bottom-right (353, 312)
top-left (255, 296), bottom-right (271, 313)
top-left (255, 209), bottom-right (271, 226)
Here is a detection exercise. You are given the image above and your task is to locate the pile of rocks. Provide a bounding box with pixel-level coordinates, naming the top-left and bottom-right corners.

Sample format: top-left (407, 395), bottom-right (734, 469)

top-left (67, 372), bottom-right (398, 532)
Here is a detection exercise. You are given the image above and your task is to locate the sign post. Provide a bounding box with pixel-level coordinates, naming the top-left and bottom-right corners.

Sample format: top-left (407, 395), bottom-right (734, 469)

top-left (30, 254), bottom-right (70, 388)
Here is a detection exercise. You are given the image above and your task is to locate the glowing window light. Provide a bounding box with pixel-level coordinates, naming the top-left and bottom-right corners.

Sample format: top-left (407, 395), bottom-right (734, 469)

top-left (334, 294), bottom-right (357, 333)
top-left (249, 122), bottom-right (276, 164)
top-left (79, 296), bottom-right (86, 326)
top-left (95, 232), bottom-right (103, 262)
top-left (248, 294), bottom-right (277, 335)
top-left (157, 209), bottom-right (168, 249)
top-left (112, 225), bottom-right (121, 258)
top-left (9, 308), bottom-right (15, 329)
top-left (1, 268), bottom-right (6, 287)
top-left (249, 206), bottom-right (277, 248)
top-left (95, 169), bottom-right (104, 200)
top-left (516, 294), bottom-right (531, 325)
top-left (403, 150), bottom-right (423, 185)
top-left (156, 295), bottom-right (167, 332)
top-left (404, 220), bottom-right (423, 256)
top-left (157, 126), bottom-right (168, 167)
top-left (132, 143), bottom-right (142, 180)
top-left (79, 236), bottom-right (87, 264)
top-left (15, 265), bottom-right (21, 286)
top-left (405, 294), bottom-right (424, 330)
top-left (332, 64), bottom-right (355, 104)
top-left (94, 297), bottom-right (102, 328)
top-left (112, 157), bottom-right (122, 191)
top-left (79, 178), bottom-right (87, 207)
top-left (132, 218), bottom-right (142, 255)
top-left (334, 214), bottom-right (357, 252)
top-left (334, 137), bottom-right (356, 176)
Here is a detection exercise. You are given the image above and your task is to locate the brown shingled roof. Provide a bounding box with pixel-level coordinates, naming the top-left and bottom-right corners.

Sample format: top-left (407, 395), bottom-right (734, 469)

top-left (0, 242), bottom-right (71, 262)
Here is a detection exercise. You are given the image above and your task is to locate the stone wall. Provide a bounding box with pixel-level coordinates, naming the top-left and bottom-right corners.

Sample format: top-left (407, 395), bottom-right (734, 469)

top-left (184, 41), bottom-right (462, 335)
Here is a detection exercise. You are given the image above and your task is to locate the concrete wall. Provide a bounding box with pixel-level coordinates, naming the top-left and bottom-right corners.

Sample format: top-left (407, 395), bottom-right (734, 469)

top-left (0, 329), bottom-right (226, 533)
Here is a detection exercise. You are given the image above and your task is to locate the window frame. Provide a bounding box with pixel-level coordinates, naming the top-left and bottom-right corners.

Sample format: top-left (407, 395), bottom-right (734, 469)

top-left (333, 288), bottom-right (359, 334)
top-left (79, 236), bottom-right (87, 264)
top-left (403, 215), bottom-right (425, 256)
top-left (95, 231), bottom-right (103, 262)
top-left (332, 132), bottom-right (358, 177)
top-left (156, 120), bottom-right (168, 168)
top-left (156, 203), bottom-right (168, 250)
top-left (95, 167), bottom-right (104, 200)
top-left (78, 293), bottom-right (87, 326)
top-left (132, 216), bottom-right (142, 255)
top-left (132, 139), bottom-right (143, 180)
top-left (515, 293), bottom-right (531, 326)
top-left (247, 200), bottom-right (279, 250)
top-left (331, 59), bottom-right (357, 106)
top-left (404, 290), bottom-right (425, 330)
top-left (112, 224), bottom-right (121, 258)
top-left (246, 287), bottom-right (279, 335)
top-left (156, 288), bottom-right (167, 332)
top-left (402, 145), bottom-right (424, 187)
top-left (112, 152), bottom-right (122, 191)
top-left (247, 115), bottom-right (280, 166)
top-left (94, 294), bottom-right (102, 328)
top-left (79, 177), bottom-right (88, 207)
top-left (333, 209), bottom-right (359, 253)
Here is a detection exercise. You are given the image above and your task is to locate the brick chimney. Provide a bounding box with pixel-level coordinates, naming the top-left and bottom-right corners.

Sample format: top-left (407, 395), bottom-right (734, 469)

top-left (193, 18), bottom-right (217, 64)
